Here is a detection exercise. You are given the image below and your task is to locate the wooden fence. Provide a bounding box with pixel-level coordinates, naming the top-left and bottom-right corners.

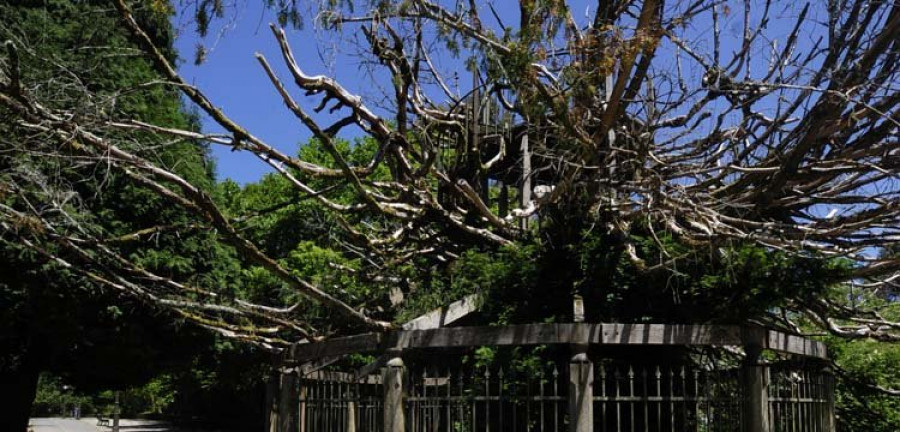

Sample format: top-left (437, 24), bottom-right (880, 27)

top-left (267, 324), bottom-right (834, 432)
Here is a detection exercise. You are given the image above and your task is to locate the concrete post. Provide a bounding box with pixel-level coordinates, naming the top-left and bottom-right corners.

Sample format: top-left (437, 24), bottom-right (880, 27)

top-left (112, 391), bottom-right (120, 432)
top-left (569, 349), bottom-right (593, 432)
top-left (298, 383), bottom-right (307, 432)
top-left (347, 399), bottom-right (357, 432)
top-left (384, 355), bottom-right (406, 432)
top-left (742, 345), bottom-right (770, 432)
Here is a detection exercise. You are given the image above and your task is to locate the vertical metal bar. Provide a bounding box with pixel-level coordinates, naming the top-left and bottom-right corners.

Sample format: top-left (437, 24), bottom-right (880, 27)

top-left (668, 368), bottom-right (675, 432)
top-left (800, 370), bottom-right (807, 432)
top-left (425, 368), bottom-right (431, 432)
top-left (600, 364), bottom-right (608, 432)
top-left (307, 377), bottom-right (313, 432)
top-left (446, 369), bottom-right (452, 432)
top-left (339, 379), bottom-right (344, 432)
top-left (526, 367), bottom-right (532, 432)
top-left (336, 378), bottom-right (341, 432)
top-left (643, 368), bottom-right (649, 432)
top-left (816, 371), bottom-right (823, 432)
top-left (703, 368), bottom-right (711, 432)
top-left (485, 368), bottom-right (491, 432)
top-left (792, 372), bottom-right (798, 432)
top-left (616, 367), bottom-right (622, 432)
top-left (322, 376), bottom-right (327, 432)
top-left (655, 367), bottom-right (661, 432)
top-left (692, 366), bottom-right (714, 430)
top-left (325, 378), bottom-right (331, 431)
top-left (767, 371), bottom-right (772, 432)
top-left (333, 378), bottom-right (338, 432)
top-left (679, 367), bottom-right (686, 432)
top-left (807, 369), bottom-right (813, 432)
top-left (540, 368), bottom-right (546, 431)
top-left (499, 368), bottom-right (505, 431)
top-left (327, 377), bottom-right (331, 432)
top-left (629, 366), bottom-right (636, 432)
top-left (472, 369), bottom-right (478, 432)
top-left (459, 370), bottom-right (467, 432)
top-left (345, 379), bottom-right (350, 432)
top-left (772, 368), bottom-right (778, 432)
top-left (356, 380), bottom-right (362, 432)
top-left (317, 376), bottom-right (322, 432)
top-left (553, 365), bottom-right (559, 432)
top-left (512, 369), bottom-right (518, 432)
top-left (338, 378), bottom-right (343, 432)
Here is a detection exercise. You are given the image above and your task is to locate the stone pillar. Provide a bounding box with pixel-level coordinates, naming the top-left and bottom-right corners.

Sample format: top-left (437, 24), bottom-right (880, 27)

top-left (742, 344), bottom-right (770, 432)
top-left (384, 355), bottom-right (406, 432)
top-left (569, 348), bottom-right (593, 432)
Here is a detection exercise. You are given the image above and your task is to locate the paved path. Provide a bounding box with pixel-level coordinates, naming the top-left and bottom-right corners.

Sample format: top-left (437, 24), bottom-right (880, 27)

top-left (29, 418), bottom-right (100, 432)
top-left (29, 418), bottom-right (176, 432)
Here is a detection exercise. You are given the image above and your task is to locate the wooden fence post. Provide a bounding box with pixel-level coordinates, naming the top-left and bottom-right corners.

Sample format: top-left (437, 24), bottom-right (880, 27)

top-left (569, 349), bottom-right (593, 432)
top-left (384, 354), bottom-right (406, 432)
top-left (266, 370), bottom-right (300, 432)
top-left (281, 372), bottom-right (300, 432)
top-left (264, 375), bottom-right (276, 432)
top-left (569, 298), bottom-right (593, 432)
top-left (742, 329), bottom-right (770, 432)
top-left (298, 380), bottom-right (307, 432)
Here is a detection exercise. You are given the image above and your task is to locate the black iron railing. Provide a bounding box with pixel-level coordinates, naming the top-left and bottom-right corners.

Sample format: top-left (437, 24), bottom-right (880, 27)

top-left (299, 371), bottom-right (383, 432)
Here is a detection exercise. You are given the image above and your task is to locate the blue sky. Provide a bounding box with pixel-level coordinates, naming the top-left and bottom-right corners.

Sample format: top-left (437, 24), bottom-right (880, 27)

top-left (172, 2), bottom-right (375, 184)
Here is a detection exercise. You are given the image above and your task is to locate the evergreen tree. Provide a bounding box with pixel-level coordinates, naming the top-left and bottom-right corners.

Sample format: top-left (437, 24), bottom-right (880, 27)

top-left (0, 2), bottom-right (226, 430)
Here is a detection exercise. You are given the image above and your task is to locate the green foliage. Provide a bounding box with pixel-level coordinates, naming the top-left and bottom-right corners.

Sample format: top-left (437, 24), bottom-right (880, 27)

top-left (828, 337), bottom-right (900, 431)
top-left (31, 374), bottom-right (93, 417)
top-left (0, 2), bottom-right (241, 431)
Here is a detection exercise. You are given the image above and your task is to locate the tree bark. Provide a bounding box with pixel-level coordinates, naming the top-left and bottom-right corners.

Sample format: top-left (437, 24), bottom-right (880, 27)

top-left (0, 346), bottom-right (42, 432)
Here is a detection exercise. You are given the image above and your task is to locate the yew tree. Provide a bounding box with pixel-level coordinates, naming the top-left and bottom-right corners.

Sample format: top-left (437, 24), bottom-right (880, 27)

top-left (0, 0), bottom-right (897, 363)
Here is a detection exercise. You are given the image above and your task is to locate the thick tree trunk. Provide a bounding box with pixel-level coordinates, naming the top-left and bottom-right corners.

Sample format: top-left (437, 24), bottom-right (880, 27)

top-left (0, 348), bottom-right (42, 432)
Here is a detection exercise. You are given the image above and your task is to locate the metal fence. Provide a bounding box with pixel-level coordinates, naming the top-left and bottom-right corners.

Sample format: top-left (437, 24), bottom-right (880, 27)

top-left (768, 365), bottom-right (833, 432)
top-left (299, 370), bottom-right (384, 432)
top-left (406, 365), bottom-right (567, 432)
top-left (293, 360), bottom-right (833, 432)
top-left (593, 364), bottom-right (742, 432)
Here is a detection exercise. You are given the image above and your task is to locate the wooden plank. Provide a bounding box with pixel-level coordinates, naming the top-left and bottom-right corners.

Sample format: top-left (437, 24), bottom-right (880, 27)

top-left (287, 332), bottom-right (383, 362)
top-left (303, 369), bottom-right (382, 385)
top-left (407, 323), bottom-right (563, 347)
top-left (285, 324), bottom-right (827, 363)
top-left (402, 293), bottom-right (481, 330)
top-left (765, 330), bottom-right (828, 359)
top-left (288, 294), bottom-right (483, 367)
top-left (296, 356), bottom-right (343, 375)
top-left (594, 324), bottom-right (743, 346)
top-left (405, 324), bottom-right (744, 348)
